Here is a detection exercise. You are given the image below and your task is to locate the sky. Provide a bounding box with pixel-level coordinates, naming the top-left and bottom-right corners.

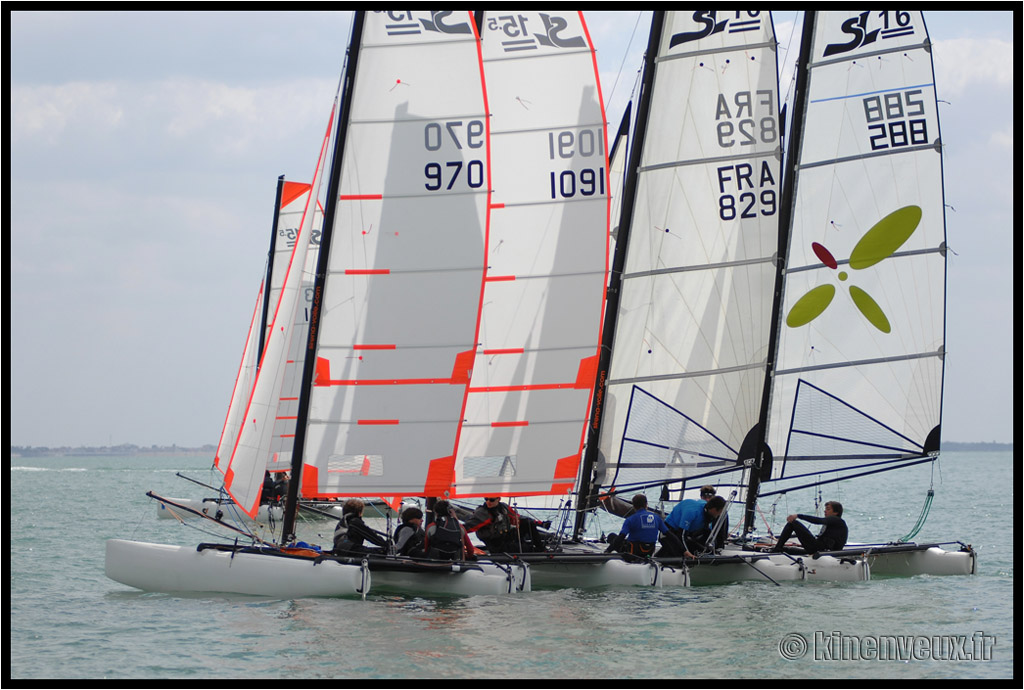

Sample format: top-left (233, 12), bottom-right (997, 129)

top-left (9, 10), bottom-right (1015, 448)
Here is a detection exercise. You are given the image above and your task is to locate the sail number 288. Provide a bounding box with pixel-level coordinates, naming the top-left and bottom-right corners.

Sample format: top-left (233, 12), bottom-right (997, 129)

top-left (863, 89), bottom-right (928, 151)
top-left (548, 128), bottom-right (606, 199)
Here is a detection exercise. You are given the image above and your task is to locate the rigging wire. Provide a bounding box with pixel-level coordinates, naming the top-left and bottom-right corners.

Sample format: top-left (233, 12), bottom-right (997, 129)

top-left (602, 11), bottom-right (645, 116)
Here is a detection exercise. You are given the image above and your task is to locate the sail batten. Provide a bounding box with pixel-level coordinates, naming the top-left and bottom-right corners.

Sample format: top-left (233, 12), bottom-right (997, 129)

top-left (797, 142), bottom-right (939, 171)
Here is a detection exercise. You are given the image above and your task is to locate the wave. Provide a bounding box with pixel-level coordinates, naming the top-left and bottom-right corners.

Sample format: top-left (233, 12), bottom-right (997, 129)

top-left (11, 466), bottom-right (88, 472)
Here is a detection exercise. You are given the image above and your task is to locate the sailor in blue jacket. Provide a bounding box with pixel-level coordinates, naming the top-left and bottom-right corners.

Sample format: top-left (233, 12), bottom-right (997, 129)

top-left (605, 494), bottom-right (681, 558)
top-left (666, 498), bottom-right (709, 533)
top-left (664, 490), bottom-right (727, 557)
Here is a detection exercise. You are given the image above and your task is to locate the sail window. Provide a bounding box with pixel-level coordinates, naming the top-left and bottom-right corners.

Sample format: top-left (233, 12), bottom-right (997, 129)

top-left (326, 454), bottom-right (384, 477)
top-left (463, 455), bottom-right (518, 479)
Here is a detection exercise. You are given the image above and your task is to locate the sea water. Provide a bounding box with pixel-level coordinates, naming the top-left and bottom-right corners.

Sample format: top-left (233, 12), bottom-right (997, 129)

top-left (9, 451), bottom-right (1014, 679)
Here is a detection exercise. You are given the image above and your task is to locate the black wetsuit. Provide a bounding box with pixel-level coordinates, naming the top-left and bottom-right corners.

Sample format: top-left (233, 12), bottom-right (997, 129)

top-left (774, 514), bottom-right (848, 553)
top-left (393, 523), bottom-right (425, 557)
top-left (333, 514), bottom-right (387, 556)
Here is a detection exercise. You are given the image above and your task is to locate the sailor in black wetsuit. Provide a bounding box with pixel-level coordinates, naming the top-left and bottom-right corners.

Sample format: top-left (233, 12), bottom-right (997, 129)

top-left (772, 501), bottom-right (848, 555)
top-left (333, 499), bottom-right (388, 556)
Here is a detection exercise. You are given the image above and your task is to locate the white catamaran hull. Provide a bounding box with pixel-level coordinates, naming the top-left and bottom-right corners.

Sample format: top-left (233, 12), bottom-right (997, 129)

top-left (687, 551), bottom-right (870, 586)
top-left (368, 561), bottom-right (531, 596)
top-left (530, 558), bottom-right (689, 589)
top-left (155, 497), bottom-right (284, 523)
top-left (856, 543), bottom-right (977, 577)
top-left (105, 539), bottom-right (369, 598)
top-left (734, 540), bottom-right (975, 579)
top-left (155, 497), bottom-right (349, 523)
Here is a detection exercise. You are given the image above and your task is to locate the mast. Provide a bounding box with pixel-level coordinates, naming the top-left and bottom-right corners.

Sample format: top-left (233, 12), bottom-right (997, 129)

top-left (258, 175), bottom-right (286, 364)
top-left (281, 12), bottom-right (366, 544)
top-left (743, 11), bottom-right (816, 535)
top-left (574, 11), bottom-right (665, 539)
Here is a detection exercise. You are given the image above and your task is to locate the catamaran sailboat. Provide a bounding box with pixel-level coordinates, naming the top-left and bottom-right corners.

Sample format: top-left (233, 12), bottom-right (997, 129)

top-left (564, 10), bottom-right (972, 583)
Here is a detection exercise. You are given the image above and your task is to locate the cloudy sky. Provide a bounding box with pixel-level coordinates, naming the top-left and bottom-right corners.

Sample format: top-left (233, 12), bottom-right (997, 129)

top-left (10, 11), bottom-right (1014, 448)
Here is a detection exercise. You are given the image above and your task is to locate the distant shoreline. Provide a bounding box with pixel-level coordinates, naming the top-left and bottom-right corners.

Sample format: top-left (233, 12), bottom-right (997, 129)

top-left (9, 444), bottom-right (215, 458)
top-left (8, 441), bottom-right (1012, 457)
top-left (940, 441), bottom-right (1013, 452)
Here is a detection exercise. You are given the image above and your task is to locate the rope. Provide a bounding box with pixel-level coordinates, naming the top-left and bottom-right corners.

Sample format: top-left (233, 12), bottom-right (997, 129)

top-left (899, 489), bottom-right (934, 543)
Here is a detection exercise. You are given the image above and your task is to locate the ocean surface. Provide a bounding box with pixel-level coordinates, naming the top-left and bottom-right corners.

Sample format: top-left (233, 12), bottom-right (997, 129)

top-left (9, 450), bottom-right (1014, 680)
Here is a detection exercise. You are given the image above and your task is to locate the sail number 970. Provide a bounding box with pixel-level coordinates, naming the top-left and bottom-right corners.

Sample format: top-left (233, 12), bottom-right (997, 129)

top-left (424, 120), bottom-right (485, 192)
top-left (548, 128), bottom-right (606, 199)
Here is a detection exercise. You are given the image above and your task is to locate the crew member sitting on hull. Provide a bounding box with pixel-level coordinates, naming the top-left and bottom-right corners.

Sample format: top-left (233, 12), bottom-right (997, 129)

top-left (424, 500), bottom-right (476, 561)
top-left (392, 507), bottom-right (426, 558)
top-left (605, 494), bottom-right (682, 559)
top-left (464, 497), bottom-right (551, 553)
top-left (333, 498), bottom-right (388, 557)
top-left (260, 471), bottom-right (289, 505)
top-left (771, 501), bottom-right (848, 556)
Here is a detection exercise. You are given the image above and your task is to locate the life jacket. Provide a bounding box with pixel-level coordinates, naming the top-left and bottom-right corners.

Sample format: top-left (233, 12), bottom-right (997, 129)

top-left (428, 514), bottom-right (464, 560)
top-left (476, 504), bottom-right (513, 541)
top-left (394, 523), bottom-right (425, 556)
top-left (333, 514), bottom-right (358, 553)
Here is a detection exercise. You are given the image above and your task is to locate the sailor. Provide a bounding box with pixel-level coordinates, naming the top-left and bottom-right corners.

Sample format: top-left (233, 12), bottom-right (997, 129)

top-left (605, 494), bottom-right (679, 559)
top-left (392, 506), bottom-right (426, 558)
top-left (260, 471), bottom-right (276, 504)
top-left (333, 498), bottom-right (388, 556)
top-left (260, 471), bottom-right (289, 504)
top-left (464, 496), bottom-right (551, 553)
top-left (771, 501), bottom-right (848, 555)
top-left (423, 500), bottom-right (475, 560)
top-left (695, 485), bottom-right (729, 550)
top-left (663, 493), bottom-right (727, 558)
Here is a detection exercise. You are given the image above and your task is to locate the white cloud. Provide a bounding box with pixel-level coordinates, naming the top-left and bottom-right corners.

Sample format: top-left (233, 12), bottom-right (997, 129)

top-left (11, 77), bottom-right (337, 164)
top-left (932, 37), bottom-right (1013, 97)
top-left (11, 82), bottom-right (124, 145)
top-left (989, 124), bottom-right (1013, 151)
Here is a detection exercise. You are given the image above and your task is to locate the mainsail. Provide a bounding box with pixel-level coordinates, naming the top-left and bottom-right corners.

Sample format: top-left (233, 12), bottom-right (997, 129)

top-left (450, 11), bottom-right (610, 498)
top-left (213, 177), bottom-right (318, 475)
top-left (292, 11), bottom-right (491, 500)
top-left (264, 183), bottom-right (324, 474)
top-left (760, 11), bottom-right (946, 494)
top-left (591, 12), bottom-right (782, 500)
top-left (221, 99), bottom-right (339, 517)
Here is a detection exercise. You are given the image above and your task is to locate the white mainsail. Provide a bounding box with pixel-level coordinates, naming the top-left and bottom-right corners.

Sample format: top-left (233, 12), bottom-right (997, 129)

top-left (450, 11), bottom-right (610, 498)
top-left (265, 184), bottom-right (323, 473)
top-left (213, 277), bottom-right (265, 473)
top-left (597, 12), bottom-right (781, 497)
top-left (298, 11), bottom-right (490, 498)
top-left (213, 180), bottom-right (321, 477)
top-left (221, 99), bottom-right (339, 517)
top-left (763, 11), bottom-right (946, 488)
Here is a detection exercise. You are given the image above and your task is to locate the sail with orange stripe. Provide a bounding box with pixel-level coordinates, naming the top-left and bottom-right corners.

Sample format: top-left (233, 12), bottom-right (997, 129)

top-left (450, 11), bottom-right (610, 498)
top-left (295, 12), bottom-right (491, 499)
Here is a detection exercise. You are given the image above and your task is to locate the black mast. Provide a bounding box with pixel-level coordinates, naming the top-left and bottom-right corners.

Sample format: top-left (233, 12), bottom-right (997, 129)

top-left (574, 12), bottom-right (665, 539)
top-left (258, 175), bottom-right (286, 364)
top-left (743, 11), bottom-right (816, 535)
top-left (281, 12), bottom-right (366, 544)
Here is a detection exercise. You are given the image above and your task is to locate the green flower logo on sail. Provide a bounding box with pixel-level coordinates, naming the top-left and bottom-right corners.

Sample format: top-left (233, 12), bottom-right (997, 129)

top-left (786, 206), bottom-right (922, 334)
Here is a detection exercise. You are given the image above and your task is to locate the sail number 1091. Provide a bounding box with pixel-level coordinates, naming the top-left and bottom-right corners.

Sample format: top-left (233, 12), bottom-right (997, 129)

top-left (548, 128), bottom-right (606, 199)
